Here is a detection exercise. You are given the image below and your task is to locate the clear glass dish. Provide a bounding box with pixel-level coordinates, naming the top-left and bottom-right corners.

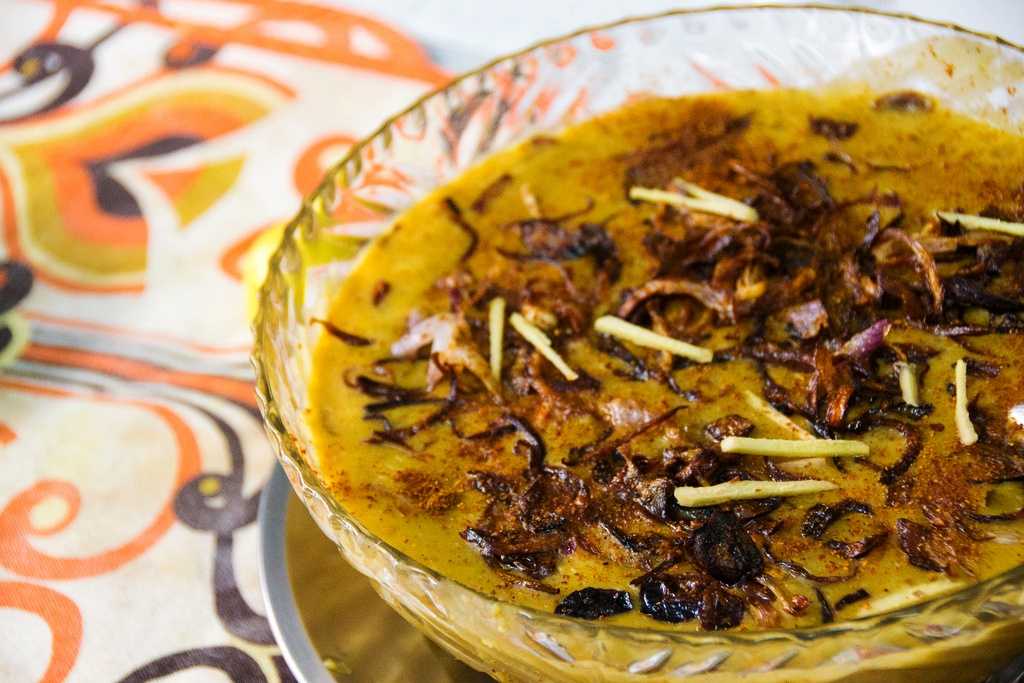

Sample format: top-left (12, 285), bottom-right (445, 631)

top-left (253, 6), bottom-right (1024, 681)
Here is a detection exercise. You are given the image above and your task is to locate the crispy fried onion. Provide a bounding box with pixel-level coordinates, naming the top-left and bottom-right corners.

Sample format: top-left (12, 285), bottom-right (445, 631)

top-left (618, 278), bottom-right (734, 322)
top-left (763, 541), bottom-right (859, 584)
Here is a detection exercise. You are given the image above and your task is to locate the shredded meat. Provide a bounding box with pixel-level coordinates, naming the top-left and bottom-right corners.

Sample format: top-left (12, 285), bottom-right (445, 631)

top-left (877, 229), bottom-right (943, 314)
top-left (390, 313), bottom-right (500, 396)
top-left (783, 299), bottom-right (828, 339)
top-left (599, 397), bottom-right (655, 430)
top-left (617, 278), bottom-right (734, 322)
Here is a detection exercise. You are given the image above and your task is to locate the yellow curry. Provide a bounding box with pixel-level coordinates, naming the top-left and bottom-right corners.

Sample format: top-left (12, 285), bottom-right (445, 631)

top-left (309, 88), bottom-right (1024, 630)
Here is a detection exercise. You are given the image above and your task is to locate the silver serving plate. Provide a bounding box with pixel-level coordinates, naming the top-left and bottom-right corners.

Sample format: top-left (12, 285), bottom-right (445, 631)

top-left (259, 464), bottom-right (491, 682)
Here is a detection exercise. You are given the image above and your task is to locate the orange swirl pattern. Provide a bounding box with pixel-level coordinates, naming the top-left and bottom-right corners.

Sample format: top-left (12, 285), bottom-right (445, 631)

top-left (0, 78), bottom-right (280, 292)
top-left (0, 1), bottom-right (443, 679)
top-left (0, 379), bottom-right (201, 579)
top-left (0, 421), bottom-right (15, 444)
top-left (0, 581), bottom-right (82, 683)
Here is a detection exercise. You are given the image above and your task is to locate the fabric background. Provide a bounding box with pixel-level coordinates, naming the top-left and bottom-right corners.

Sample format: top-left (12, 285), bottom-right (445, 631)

top-left (3, 2), bottom-right (1022, 681)
top-left (341, 0), bottom-right (1024, 71)
top-left (0, 2), bottom-right (445, 681)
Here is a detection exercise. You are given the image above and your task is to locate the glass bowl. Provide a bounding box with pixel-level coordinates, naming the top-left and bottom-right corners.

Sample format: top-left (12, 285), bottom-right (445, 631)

top-left (253, 6), bottom-right (1024, 681)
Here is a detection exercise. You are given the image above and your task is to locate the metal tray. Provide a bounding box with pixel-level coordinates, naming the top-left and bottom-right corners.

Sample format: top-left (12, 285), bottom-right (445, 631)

top-left (259, 464), bottom-right (491, 682)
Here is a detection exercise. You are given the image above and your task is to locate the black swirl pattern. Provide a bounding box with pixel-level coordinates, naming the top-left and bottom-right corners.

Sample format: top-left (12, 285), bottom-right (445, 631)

top-left (0, 261), bottom-right (32, 357)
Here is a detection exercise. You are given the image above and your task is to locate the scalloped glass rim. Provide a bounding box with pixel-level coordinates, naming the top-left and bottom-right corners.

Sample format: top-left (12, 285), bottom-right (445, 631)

top-left (253, 2), bottom-right (1024, 654)
top-left (308, 2), bottom-right (1024, 203)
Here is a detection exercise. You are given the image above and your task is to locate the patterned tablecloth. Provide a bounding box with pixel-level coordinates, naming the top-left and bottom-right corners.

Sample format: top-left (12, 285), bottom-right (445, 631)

top-left (0, 2), bottom-right (445, 680)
